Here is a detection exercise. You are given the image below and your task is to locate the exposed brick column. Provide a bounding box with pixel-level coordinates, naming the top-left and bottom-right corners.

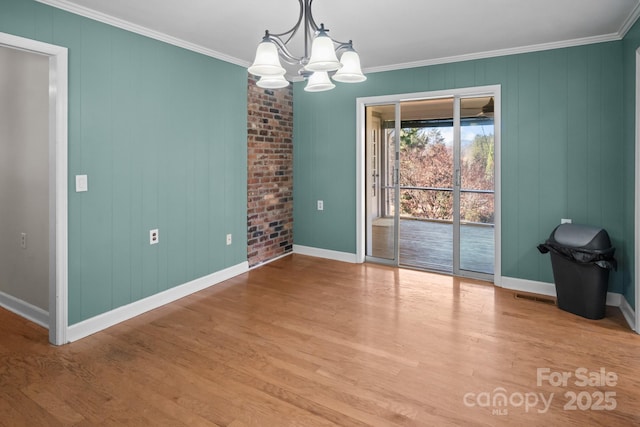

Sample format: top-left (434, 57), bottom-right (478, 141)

top-left (247, 77), bottom-right (293, 267)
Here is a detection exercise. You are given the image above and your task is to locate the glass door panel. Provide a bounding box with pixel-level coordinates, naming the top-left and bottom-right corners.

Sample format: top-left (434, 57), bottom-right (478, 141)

top-left (366, 104), bottom-right (399, 263)
top-left (398, 98), bottom-right (454, 272)
top-left (458, 97), bottom-right (495, 275)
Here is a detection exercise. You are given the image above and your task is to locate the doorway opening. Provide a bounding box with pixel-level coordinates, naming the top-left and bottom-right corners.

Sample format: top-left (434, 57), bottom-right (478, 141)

top-left (0, 32), bottom-right (68, 345)
top-left (357, 87), bottom-right (501, 282)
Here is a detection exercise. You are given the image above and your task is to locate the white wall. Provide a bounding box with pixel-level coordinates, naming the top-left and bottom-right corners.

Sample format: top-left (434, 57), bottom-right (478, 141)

top-left (0, 46), bottom-right (49, 311)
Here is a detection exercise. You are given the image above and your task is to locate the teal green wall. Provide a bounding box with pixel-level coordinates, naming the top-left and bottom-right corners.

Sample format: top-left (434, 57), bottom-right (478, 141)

top-left (3, 0), bottom-right (635, 319)
top-left (622, 19), bottom-right (640, 310)
top-left (1, 0), bottom-right (248, 324)
top-left (293, 43), bottom-right (626, 293)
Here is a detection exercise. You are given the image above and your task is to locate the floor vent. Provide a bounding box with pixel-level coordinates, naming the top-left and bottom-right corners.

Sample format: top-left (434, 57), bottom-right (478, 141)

top-left (514, 292), bottom-right (556, 305)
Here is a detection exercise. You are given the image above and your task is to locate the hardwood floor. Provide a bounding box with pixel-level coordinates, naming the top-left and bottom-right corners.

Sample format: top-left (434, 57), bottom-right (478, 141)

top-left (1, 254), bottom-right (639, 426)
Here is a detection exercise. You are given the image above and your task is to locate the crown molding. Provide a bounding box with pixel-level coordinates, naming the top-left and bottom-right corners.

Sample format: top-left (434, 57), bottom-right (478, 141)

top-left (363, 32), bottom-right (623, 75)
top-left (35, 0), bottom-right (251, 68)
top-left (363, 1), bottom-right (640, 74)
top-left (37, 0), bottom-right (640, 77)
top-left (619, 0), bottom-right (640, 38)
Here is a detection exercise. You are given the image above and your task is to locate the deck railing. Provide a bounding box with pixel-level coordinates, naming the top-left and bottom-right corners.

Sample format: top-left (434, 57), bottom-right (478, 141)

top-left (382, 185), bottom-right (495, 226)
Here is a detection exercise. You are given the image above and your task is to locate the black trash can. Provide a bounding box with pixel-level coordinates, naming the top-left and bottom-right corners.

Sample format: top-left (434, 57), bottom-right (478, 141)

top-left (537, 224), bottom-right (616, 320)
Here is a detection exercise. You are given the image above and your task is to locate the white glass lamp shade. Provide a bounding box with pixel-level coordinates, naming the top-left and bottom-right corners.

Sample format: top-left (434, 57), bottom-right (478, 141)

top-left (332, 50), bottom-right (367, 83)
top-left (304, 71), bottom-right (335, 92)
top-left (305, 31), bottom-right (341, 72)
top-left (248, 40), bottom-right (286, 77)
top-left (257, 74), bottom-right (290, 89)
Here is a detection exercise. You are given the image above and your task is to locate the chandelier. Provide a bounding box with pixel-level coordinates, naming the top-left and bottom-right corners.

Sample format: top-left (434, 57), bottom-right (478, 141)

top-left (248, 0), bottom-right (366, 92)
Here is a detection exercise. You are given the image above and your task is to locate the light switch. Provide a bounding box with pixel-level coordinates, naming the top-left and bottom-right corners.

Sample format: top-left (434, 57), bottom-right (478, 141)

top-left (76, 175), bottom-right (88, 192)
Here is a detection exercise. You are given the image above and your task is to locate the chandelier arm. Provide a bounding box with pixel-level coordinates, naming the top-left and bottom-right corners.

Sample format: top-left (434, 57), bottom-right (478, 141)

top-left (307, 0), bottom-right (319, 32)
top-left (328, 36), bottom-right (353, 46)
top-left (268, 34), bottom-right (304, 65)
top-left (269, 0), bottom-right (304, 42)
top-left (283, 0), bottom-right (305, 45)
top-left (303, 0), bottom-right (310, 59)
top-left (335, 41), bottom-right (354, 52)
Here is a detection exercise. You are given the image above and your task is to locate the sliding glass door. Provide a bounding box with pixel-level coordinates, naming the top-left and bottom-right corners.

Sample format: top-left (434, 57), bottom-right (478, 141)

top-left (457, 97), bottom-right (495, 277)
top-left (364, 90), bottom-right (496, 280)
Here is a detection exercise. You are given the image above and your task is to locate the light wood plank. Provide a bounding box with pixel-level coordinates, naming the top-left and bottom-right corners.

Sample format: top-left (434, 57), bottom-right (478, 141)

top-left (0, 254), bottom-right (638, 426)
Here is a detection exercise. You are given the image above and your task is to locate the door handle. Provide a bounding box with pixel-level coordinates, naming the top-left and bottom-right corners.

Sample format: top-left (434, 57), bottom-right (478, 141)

top-left (455, 169), bottom-right (461, 187)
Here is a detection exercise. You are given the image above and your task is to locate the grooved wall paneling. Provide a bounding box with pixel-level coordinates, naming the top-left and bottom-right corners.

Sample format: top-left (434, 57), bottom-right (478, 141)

top-left (293, 43), bottom-right (627, 293)
top-left (0, 0), bottom-right (248, 324)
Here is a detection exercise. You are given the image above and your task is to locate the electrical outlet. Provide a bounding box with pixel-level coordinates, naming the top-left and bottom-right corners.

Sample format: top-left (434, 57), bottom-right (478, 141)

top-left (561, 218), bottom-right (572, 224)
top-left (75, 174), bottom-right (88, 192)
top-left (317, 200), bottom-right (324, 211)
top-left (20, 232), bottom-right (27, 249)
top-left (150, 229), bottom-right (159, 245)
top-left (226, 234), bottom-right (232, 245)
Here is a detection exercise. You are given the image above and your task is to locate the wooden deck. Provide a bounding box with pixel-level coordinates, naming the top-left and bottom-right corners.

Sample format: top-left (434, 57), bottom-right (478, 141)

top-left (372, 218), bottom-right (494, 274)
top-left (0, 254), bottom-right (638, 426)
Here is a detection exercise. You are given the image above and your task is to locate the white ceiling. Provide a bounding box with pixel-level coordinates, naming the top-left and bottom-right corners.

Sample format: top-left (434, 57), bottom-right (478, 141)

top-left (38, 0), bottom-right (640, 77)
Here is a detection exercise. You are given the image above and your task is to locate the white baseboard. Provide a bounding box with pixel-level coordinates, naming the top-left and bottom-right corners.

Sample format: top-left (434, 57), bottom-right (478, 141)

top-left (67, 261), bottom-right (249, 343)
top-left (501, 277), bottom-right (622, 307)
top-left (606, 292), bottom-right (623, 307)
top-left (620, 297), bottom-right (636, 332)
top-left (0, 291), bottom-right (49, 328)
top-left (249, 251), bottom-right (293, 270)
top-left (293, 245), bottom-right (358, 263)
top-left (500, 277), bottom-right (556, 297)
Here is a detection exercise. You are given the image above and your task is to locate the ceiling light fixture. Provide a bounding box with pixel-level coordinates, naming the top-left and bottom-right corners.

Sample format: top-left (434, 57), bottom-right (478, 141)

top-left (248, 0), bottom-right (366, 92)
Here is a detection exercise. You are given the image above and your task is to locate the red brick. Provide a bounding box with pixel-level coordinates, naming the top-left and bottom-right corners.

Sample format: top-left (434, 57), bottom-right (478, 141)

top-left (247, 78), bottom-right (293, 267)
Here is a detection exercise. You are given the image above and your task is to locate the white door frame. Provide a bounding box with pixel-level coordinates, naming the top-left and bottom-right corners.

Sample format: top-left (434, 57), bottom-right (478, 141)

top-left (635, 48), bottom-right (640, 333)
top-left (0, 32), bottom-right (68, 345)
top-left (365, 111), bottom-right (382, 255)
top-left (356, 85), bottom-right (502, 285)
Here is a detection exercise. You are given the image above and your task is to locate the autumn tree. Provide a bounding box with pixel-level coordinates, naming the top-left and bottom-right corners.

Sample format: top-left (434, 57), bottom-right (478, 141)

top-left (399, 127), bottom-right (495, 224)
top-left (460, 133), bottom-right (495, 223)
top-left (400, 128), bottom-right (453, 219)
